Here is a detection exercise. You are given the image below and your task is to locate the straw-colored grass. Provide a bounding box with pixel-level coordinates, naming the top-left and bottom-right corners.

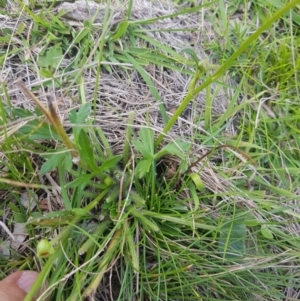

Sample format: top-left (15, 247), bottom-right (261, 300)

top-left (1, 0), bottom-right (300, 300)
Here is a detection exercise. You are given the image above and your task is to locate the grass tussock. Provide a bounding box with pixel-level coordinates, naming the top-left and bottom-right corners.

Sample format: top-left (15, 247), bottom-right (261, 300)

top-left (1, 0), bottom-right (300, 300)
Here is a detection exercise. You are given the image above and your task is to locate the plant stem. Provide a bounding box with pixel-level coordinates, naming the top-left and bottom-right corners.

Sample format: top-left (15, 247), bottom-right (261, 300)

top-left (154, 0), bottom-right (300, 147)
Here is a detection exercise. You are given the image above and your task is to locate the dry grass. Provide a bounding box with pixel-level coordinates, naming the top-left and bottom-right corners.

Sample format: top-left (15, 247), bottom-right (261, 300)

top-left (0, 0), bottom-right (240, 203)
top-left (1, 0), bottom-right (300, 300)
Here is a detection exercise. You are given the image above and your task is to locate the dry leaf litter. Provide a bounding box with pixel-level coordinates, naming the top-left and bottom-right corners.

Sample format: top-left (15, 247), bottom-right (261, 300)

top-left (0, 0), bottom-right (256, 247)
top-left (0, 1), bottom-right (277, 299)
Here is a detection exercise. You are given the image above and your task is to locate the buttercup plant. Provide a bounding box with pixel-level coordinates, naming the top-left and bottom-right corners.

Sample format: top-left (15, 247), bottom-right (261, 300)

top-left (1, 0), bottom-right (300, 300)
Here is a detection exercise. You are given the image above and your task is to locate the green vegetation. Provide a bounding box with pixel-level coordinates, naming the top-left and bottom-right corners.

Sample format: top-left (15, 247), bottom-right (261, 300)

top-left (1, 0), bottom-right (300, 300)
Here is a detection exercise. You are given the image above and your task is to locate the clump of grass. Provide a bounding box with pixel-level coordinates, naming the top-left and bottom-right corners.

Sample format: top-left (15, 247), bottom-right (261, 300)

top-left (1, 0), bottom-right (300, 301)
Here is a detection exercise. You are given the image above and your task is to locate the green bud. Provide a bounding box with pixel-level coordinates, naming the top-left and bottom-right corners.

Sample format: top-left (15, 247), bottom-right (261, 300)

top-left (104, 176), bottom-right (114, 186)
top-left (37, 239), bottom-right (55, 258)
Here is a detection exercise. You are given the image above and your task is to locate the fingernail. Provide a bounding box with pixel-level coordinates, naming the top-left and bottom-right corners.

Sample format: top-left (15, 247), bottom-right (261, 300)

top-left (17, 272), bottom-right (38, 293)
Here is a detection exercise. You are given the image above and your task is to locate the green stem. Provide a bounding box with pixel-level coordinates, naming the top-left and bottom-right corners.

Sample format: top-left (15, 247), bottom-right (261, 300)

top-left (82, 228), bottom-right (123, 298)
top-left (24, 189), bottom-right (109, 300)
top-left (123, 111), bottom-right (134, 167)
top-left (24, 252), bottom-right (57, 301)
top-left (154, 0), bottom-right (300, 147)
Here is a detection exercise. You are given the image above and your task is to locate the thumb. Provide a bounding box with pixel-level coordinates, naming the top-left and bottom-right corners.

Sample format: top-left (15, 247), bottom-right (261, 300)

top-left (0, 271), bottom-right (40, 301)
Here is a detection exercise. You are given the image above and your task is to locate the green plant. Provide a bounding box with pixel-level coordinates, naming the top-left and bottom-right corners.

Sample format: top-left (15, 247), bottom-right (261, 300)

top-left (1, 0), bottom-right (300, 300)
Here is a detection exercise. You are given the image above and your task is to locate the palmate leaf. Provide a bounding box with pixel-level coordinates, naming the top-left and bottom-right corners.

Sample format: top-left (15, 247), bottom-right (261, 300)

top-left (132, 128), bottom-right (154, 158)
top-left (12, 107), bottom-right (33, 118)
top-left (135, 159), bottom-right (152, 179)
top-left (37, 46), bottom-right (63, 68)
top-left (18, 120), bottom-right (61, 141)
top-left (40, 152), bottom-right (72, 175)
top-left (155, 139), bottom-right (190, 160)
